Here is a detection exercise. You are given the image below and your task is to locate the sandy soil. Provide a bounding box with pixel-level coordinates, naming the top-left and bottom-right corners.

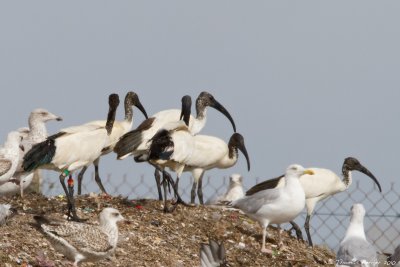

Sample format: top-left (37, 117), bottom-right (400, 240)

top-left (0, 193), bottom-right (336, 266)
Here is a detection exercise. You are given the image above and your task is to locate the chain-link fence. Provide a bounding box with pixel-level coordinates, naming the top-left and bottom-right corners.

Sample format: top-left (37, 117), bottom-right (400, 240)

top-left (41, 172), bottom-right (400, 254)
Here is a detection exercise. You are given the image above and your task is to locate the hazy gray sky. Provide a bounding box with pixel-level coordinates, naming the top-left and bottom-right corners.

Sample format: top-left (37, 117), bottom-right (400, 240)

top-left (1, 1), bottom-right (399, 194)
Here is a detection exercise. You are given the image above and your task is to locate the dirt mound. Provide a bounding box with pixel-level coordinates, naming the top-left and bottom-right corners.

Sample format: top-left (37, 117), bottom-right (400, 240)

top-left (0, 193), bottom-right (335, 266)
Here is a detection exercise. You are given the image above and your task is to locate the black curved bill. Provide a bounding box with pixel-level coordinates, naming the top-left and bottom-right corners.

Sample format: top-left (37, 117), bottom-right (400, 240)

top-left (135, 100), bottom-right (148, 119)
top-left (180, 95), bottom-right (192, 126)
top-left (210, 99), bottom-right (236, 132)
top-left (358, 165), bottom-right (382, 192)
top-left (237, 139), bottom-right (250, 171)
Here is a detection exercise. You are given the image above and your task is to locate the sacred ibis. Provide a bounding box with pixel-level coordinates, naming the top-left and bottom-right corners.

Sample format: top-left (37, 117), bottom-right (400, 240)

top-left (148, 125), bottom-right (250, 206)
top-left (76, 91), bottom-right (148, 195)
top-left (232, 164), bottom-right (314, 253)
top-left (246, 157), bottom-right (382, 247)
top-left (23, 94), bottom-right (120, 221)
top-left (114, 92), bottom-right (236, 200)
top-left (336, 203), bottom-right (378, 266)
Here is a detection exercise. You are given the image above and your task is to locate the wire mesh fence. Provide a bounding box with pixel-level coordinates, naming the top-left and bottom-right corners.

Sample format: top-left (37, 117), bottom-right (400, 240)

top-left (41, 172), bottom-right (400, 254)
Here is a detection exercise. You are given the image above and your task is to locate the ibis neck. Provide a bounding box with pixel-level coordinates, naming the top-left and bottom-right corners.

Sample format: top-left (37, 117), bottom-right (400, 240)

top-left (342, 169), bottom-right (353, 189)
top-left (228, 141), bottom-right (238, 160)
top-left (105, 106), bottom-right (118, 135)
top-left (124, 97), bottom-right (133, 123)
top-left (196, 101), bottom-right (207, 120)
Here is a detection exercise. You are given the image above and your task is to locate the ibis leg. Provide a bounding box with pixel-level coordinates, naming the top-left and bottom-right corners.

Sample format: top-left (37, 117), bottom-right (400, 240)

top-left (93, 158), bottom-right (107, 195)
top-left (190, 180), bottom-right (197, 204)
top-left (162, 171), bottom-right (169, 213)
top-left (162, 171), bottom-right (188, 209)
top-left (154, 169), bottom-right (163, 201)
top-left (59, 173), bottom-right (82, 222)
top-left (289, 221), bottom-right (304, 240)
top-left (305, 214), bottom-right (313, 247)
top-left (197, 175), bottom-right (204, 205)
top-left (77, 166), bottom-right (87, 195)
top-left (174, 176), bottom-right (180, 199)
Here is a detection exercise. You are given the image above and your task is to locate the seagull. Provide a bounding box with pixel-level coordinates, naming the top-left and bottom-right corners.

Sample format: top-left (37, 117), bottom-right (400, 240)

top-left (246, 157), bottom-right (381, 246)
top-left (76, 91), bottom-right (148, 195)
top-left (23, 94), bottom-right (120, 221)
top-left (19, 108), bottom-right (63, 160)
top-left (200, 239), bottom-right (227, 267)
top-left (0, 109), bottom-right (63, 198)
top-left (232, 164), bottom-right (314, 253)
top-left (206, 174), bottom-right (244, 204)
top-left (336, 203), bottom-right (378, 267)
top-left (0, 131), bottom-right (24, 185)
top-left (32, 207), bottom-right (124, 267)
top-left (0, 204), bottom-right (16, 226)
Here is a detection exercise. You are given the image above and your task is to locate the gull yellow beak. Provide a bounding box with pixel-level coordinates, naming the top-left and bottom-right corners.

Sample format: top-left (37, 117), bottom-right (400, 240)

top-left (303, 169), bottom-right (314, 175)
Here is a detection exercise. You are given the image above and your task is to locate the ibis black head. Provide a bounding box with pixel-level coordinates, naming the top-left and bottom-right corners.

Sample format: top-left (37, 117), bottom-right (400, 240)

top-left (125, 91), bottom-right (148, 119)
top-left (180, 95), bottom-right (192, 126)
top-left (342, 157), bottom-right (382, 192)
top-left (196, 91), bottom-right (236, 132)
top-left (229, 133), bottom-right (250, 171)
top-left (109, 93), bottom-right (120, 108)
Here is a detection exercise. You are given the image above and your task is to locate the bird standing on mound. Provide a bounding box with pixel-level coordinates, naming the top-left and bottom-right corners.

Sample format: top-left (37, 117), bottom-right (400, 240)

top-left (232, 164), bottom-right (314, 253)
top-left (23, 94), bottom-right (120, 221)
top-left (336, 203), bottom-right (378, 267)
top-left (114, 92), bottom-right (237, 201)
top-left (76, 91), bottom-right (148, 195)
top-left (246, 157), bottom-right (381, 246)
top-left (32, 207), bottom-right (124, 267)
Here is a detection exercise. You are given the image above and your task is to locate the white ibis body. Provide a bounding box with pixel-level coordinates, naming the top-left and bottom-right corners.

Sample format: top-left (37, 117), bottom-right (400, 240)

top-left (114, 92), bottom-right (237, 200)
top-left (23, 94), bottom-right (120, 221)
top-left (148, 126), bottom-right (250, 205)
top-left (75, 91), bottom-right (148, 195)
